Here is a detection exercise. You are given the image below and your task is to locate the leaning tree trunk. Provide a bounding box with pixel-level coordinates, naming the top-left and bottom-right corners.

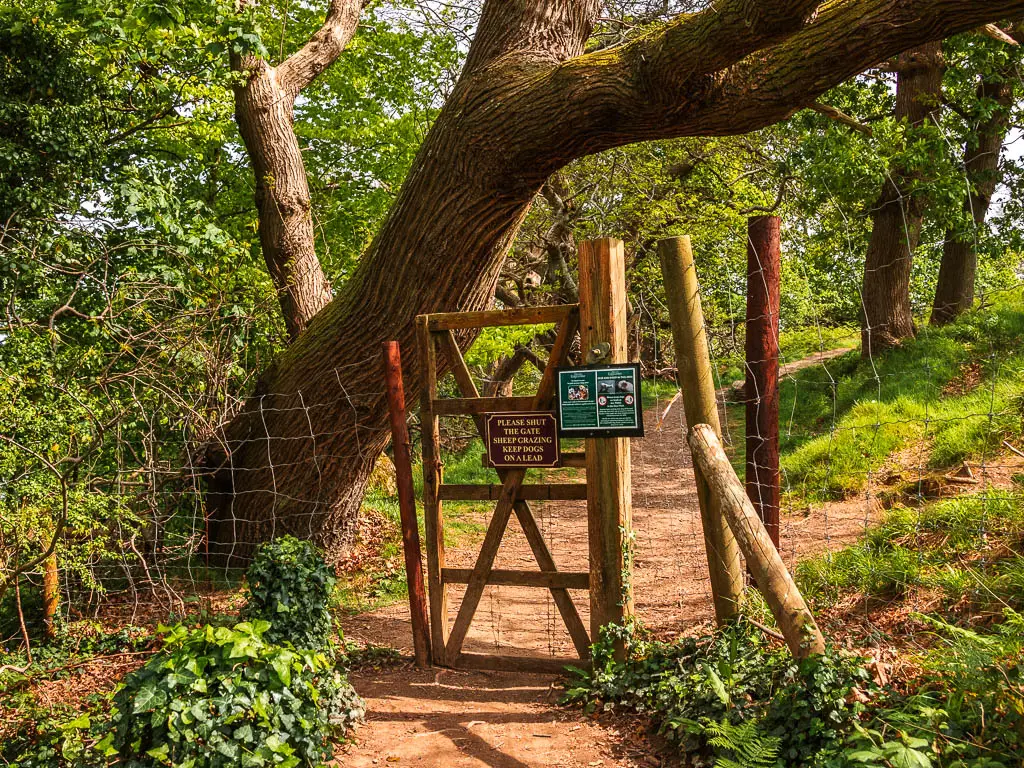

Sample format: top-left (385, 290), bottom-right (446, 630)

top-left (232, 0), bottom-right (362, 340)
top-left (931, 72), bottom-right (1016, 325)
top-left (860, 42), bottom-right (944, 357)
top-left (205, 0), bottom-right (1024, 566)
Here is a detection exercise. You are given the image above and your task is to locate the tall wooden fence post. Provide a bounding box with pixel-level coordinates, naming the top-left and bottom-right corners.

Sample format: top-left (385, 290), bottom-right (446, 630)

top-left (579, 238), bottom-right (634, 647)
top-left (746, 217), bottom-right (782, 549)
top-left (381, 341), bottom-right (432, 668)
top-left (658, 236), bottom-right (743, 623)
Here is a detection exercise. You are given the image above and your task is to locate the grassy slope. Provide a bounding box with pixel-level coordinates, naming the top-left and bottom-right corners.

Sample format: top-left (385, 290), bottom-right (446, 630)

top-left (724, 294), bottom-right (1024, 501)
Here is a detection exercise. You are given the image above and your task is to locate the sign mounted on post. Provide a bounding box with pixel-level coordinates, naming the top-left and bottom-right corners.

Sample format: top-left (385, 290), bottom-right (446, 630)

top-left (556, 363), bottom-right (644, 438)
top-left (485, 412), bottom-right (561, 468)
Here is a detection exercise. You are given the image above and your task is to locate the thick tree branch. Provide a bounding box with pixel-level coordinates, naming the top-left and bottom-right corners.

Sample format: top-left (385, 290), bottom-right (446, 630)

top-left (277, 0), bottom-right (365, 97)
top-left (494, 0), bottom-right (1024, 173)
top-left (464, 0), bottom-right (601, 72)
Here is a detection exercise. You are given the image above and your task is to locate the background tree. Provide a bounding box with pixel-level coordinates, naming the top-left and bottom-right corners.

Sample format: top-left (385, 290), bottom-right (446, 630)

top-left (931, 24), bottom-right (1024, 325)
top-left (859, 42), bottom-right (945, 356)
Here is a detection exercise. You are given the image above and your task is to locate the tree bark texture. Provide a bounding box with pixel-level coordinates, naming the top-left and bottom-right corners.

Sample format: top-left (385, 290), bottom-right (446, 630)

top-left (930, 73), bottom-right (1016, 325)
top-left (860, 42), bottom-right (944, 357)
top-left (208, 0), bottom-right (1024, 565)
top-left (232, 0), bottom-right (363, 340)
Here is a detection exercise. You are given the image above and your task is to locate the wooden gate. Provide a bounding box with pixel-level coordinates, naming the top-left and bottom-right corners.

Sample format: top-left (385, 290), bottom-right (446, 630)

top-left (416, 304), bottom-right (592, 673)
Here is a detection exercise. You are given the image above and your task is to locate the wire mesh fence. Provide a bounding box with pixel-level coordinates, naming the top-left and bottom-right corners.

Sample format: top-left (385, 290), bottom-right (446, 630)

top-left (2, 207), bottom-right (1024, 663)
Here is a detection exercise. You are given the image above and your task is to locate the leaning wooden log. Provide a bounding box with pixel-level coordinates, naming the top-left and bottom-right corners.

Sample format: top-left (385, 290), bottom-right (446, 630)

top-left (688, 423), bottom-right (826, 659)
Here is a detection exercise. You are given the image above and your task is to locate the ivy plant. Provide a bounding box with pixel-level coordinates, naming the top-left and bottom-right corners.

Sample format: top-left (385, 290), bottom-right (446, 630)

top-left (111, 620), bottom-right (363, 768)
top-left (242, 536), bottom-right (337, 650)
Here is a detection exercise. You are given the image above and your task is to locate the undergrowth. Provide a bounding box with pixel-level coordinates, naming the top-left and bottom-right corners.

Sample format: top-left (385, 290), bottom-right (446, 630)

top-left (2, 538), bottom-right (363, 768)
top-left (797, 490), bottom-right (1024, 612)
top-left (566, 612), bottom-right (1024, 767)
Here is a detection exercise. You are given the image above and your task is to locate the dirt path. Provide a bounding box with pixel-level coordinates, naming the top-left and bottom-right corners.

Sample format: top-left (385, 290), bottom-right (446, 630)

top-left (335, 666), bottom-right (651, 768)
top-left (339, 350), bottom-right (876, 766)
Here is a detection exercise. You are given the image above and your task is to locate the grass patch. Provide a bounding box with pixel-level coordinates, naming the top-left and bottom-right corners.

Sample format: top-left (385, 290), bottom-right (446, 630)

top-left (712, 325), bottom-right (860, 387)
top-left (723, 294), bottom-right (1024, 501)
top-left (796, 490), bottom-right (1024, 611)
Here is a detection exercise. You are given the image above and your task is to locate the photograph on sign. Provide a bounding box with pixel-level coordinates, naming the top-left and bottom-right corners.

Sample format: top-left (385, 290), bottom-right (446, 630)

top-left (555, 363), bottom-right (644, 438)
top-left (485, 412), bottom-right (561, 468)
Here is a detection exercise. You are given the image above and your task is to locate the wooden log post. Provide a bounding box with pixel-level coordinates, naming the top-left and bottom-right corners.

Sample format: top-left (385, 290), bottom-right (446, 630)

top-left (746, 216), bottom-right (782, 549)
top-left (416, 317), bottom-right (448, 666)
top-left (579, 238), bottom-right (634, 645)
top-left (42, 552), bottom-right (59, 640)
top-left (658, 236), bottom-right (743, 623)
top-left (688, 424), bottom-right (825, 658)
top-left (381, 341), bottom-right (432, 668)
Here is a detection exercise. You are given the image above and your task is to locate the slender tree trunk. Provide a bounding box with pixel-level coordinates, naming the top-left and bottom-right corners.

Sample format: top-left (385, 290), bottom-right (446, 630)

top-left (206, 0), bottom-right (1024, 565)
top-left (234, 64), bottom-right (333, 339)
top-left (860, 42), bottom-right (944, 357)
top-left (930, 75), bottom-right (1015, 325)
top-left (232, 0), bottom-right (363, 340)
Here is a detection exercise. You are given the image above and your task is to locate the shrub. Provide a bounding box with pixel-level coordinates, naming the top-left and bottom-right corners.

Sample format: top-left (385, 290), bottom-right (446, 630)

top-left (564, 620), bottom-right (873, 766)
top-left (111, 620), bottom-right (363, 768)
top-left (243, 536), bottom-right (336, 649)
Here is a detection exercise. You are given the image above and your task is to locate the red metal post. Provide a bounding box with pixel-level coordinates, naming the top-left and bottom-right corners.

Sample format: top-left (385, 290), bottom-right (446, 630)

top-left (745, 216), bottom-right (782, 549)
top-left (381, 341), bottom-right (432, 667)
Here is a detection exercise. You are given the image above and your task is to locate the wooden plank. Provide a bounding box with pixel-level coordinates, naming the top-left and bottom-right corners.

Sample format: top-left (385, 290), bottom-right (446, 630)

top-left (579, 239), bottom-right (634, 653)
top-left (433, 396), bottom-right (536, 416)
top-left (444, 468), bottom-right (523, 659)
top-left (438, 483), bottom-right (588, 501)
top-left (454, 653), bottom-right (591, 675)
top-left (426, 304), bottom-right (576, 331)
top-left (658, 236), bottom-right (743, 623)
top-left (512, 500), bottom-right (592, 658)
top-left (689, 424), bottom-right (825, 659)
top-left (416, 316), bottom-right (448, 666)
top-left (482, 451), bottom-right (586, 468)
top-left (442, 568), bottom-right (590, 590)
top-left (382, 341), bottom-right (431, 668)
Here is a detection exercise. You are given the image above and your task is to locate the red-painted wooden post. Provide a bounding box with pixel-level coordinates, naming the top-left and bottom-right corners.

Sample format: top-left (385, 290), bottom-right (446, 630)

top-left (381, 341), bottom-right (431, 667)
top-left (745, 216), bottom-right (782, 550)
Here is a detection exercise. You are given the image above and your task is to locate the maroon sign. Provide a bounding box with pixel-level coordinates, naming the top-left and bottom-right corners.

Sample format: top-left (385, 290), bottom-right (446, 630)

top-left (485, 412), bottom-right (560, 468)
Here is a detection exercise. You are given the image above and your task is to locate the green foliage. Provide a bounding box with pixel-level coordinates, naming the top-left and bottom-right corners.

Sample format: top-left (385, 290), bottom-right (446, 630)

top-left (703, 719), bottom-right (779, 768)
top-left (243, 536), bottom-right (337, 650)
top-left (769, 295), bottom-right (1024, 500)
top-left (839, 611), bottom-right (1024, 767)
top-left (109, 620), bottom-right (363, 768)
top-left (797, 491), bottom-right (1024, 612)
top-left (564, 620), bottom-right (873, 766)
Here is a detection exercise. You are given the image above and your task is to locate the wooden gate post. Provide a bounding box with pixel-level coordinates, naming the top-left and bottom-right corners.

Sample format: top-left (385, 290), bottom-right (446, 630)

top-left (381, 341), bottom-right (431, 668)
top-left (578, 238), bottom-right (634, 645)
top-left (658, 236), bottom-right (743, 623)
top-left (746, 217), bottom-right (782, 549)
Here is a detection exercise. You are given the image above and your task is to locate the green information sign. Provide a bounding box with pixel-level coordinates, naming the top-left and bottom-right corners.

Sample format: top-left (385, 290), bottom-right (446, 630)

top-left (555, 363), bottom-right (644, 438)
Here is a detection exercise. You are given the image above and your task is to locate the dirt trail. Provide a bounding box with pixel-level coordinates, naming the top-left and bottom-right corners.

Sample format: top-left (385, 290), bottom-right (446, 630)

top-left (335, 667), bottom-right (643, 767)
top-left (339, 351), bottom-right (875, 766)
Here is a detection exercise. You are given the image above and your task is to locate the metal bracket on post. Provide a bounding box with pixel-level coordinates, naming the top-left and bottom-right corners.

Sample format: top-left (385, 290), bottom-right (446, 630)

top-left (585, 342), bottom-right (611, 364)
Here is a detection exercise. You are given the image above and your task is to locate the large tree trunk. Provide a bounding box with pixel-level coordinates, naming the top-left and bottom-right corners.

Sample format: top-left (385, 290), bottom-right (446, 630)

top-left (206, 0), bottom-right (1024, 565)
top-left (860, 42), bottom-right (944, 357)
top-left (930, 71), bottom-right (1016, 325)
top-left (232, 0), bottom-right (362, 339)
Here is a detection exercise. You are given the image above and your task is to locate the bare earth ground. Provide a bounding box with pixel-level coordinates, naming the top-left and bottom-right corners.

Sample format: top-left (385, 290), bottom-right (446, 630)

top-left (338, 374), bottom-right (880, 767)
